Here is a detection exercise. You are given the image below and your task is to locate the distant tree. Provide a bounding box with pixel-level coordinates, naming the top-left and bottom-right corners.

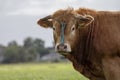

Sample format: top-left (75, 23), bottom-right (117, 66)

top-left (8, 41), bottom-right (18, 47)
top-left (23, 48), bottom-right (37, 62)
top-left (33, 38), bottom-right (45, 48)
top-left (24, 37), bottom-right (50, 57)
top-left (3, 37), bottom-right (50, 63)
top-left (23, 37), bottom-right (33, 48)
top-left (33, 38), bottom-right (49, 57)
top-left (39, 48), bottom-right (49, 57)
top-left (3, 44), bottom-right (22, 63)
top-left (0, 44), bottom-right (5, 63)
top-left (3, 40), bottom-right (37, 63)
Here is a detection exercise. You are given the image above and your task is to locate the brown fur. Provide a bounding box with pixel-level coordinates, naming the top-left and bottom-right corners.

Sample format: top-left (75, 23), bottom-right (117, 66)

top-left (38, 8), bottom-right (120, 80)
top-left (65, 8), bottom-right (120, 80)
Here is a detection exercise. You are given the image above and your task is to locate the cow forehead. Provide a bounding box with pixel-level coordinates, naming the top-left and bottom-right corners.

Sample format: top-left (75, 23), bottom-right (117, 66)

top-left (53, 11), bottom-right (75, 21)
top-left (53, 16), bottom-right (75, 26)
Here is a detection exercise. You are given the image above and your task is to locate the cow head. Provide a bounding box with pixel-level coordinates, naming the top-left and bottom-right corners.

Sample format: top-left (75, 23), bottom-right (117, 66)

top-left (37, 9), bottom-right (94, 55)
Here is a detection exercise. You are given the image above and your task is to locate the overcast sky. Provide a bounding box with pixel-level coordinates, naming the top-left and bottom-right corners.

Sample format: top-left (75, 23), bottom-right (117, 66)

top-left (0, 0), bottom-right (120, 47)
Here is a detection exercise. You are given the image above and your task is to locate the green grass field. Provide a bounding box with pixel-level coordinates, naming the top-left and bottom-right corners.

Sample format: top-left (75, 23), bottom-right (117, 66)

top-left (0, 63), bottom-right (88, 80)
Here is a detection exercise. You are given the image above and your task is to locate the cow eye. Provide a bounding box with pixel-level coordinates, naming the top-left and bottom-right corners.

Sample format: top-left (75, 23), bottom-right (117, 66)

top-left (53, 27), bottom-right (55, 31)
top-left (71, 25), bottom-right (75, 32)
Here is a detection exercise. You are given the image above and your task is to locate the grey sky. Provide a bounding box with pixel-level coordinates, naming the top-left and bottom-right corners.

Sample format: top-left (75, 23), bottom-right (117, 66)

top-left (0, 0), bottom-right (120, 47)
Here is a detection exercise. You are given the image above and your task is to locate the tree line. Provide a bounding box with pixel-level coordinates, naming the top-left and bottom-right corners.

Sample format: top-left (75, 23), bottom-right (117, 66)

top-left (1, 37), bottom-right (50, 63)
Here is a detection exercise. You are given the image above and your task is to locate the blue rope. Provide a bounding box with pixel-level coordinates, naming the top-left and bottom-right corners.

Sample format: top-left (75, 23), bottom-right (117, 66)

top-left (60, 22), bottom-right (66, 44)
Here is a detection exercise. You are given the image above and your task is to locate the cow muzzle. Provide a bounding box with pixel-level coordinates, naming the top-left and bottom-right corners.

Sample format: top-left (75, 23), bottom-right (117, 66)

top-left (55, 43), bottom-right (71, 54)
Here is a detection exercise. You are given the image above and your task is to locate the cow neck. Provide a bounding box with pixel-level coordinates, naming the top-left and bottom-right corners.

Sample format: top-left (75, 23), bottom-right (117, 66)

top-left (72, 20), bottom-right (97, 66)
top-left (69, 28), bottom-right (87, 65)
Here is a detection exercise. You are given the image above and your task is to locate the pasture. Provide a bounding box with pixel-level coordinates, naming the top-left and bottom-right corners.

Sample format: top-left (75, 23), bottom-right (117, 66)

top-left (0, 63), bottom-right (88, 80)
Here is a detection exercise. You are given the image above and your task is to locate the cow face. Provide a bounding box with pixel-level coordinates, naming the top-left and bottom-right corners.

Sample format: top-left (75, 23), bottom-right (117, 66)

top-left (37, 9), bottom-right (94, 55)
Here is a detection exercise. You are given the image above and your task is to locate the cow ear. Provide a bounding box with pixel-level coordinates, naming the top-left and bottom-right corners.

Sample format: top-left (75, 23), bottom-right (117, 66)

top-left (75, 14), bottom-right (94, 28)
top-left (37, 15), bottom-right (53, 28)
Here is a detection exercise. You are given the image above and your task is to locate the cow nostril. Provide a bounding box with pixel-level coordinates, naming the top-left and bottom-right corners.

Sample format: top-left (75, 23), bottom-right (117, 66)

top-left (57, 44), bottom-right (67, 50)
top-left (56, 43), bottom-right (71, 53)
top-left (64, 45), bottom-right (67, 49)
top-left (57, 45), bottom-right (60, 50)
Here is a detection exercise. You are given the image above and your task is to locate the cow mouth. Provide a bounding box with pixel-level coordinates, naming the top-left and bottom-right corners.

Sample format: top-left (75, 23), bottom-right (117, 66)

top-left (57, 51), bottom-right (71, 55)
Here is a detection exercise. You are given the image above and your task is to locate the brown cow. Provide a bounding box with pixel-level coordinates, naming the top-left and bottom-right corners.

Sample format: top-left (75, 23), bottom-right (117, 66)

top-left (37, 8), bottom-right (120, 80)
